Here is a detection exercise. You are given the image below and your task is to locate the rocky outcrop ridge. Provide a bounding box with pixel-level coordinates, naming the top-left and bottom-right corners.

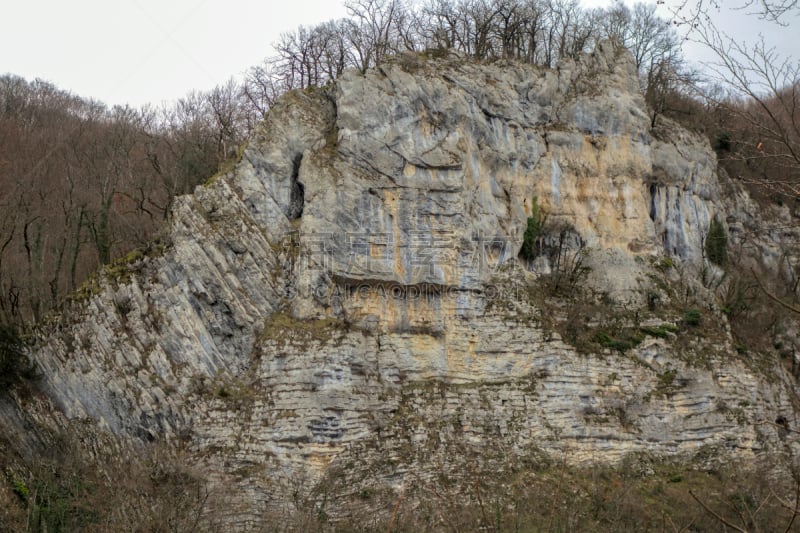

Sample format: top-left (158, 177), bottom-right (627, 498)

top-left (25, 42), bottom-right (800, 527)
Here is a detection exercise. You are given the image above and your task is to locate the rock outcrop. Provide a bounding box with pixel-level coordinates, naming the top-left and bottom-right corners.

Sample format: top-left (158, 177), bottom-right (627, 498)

top-left (18, 42), bottom-right (800, 527)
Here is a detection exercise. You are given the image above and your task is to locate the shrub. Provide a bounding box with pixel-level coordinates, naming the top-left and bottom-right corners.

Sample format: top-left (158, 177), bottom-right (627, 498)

top-left (705, 217), bottom-right (728, 267)
top-left (594, 329), bottom-right (645, 352)
top-left (655, 257), bottom-right (674, 271)
top-left (640, 324), bottom-right (678, 338)
top-left (683, 309), bottom-right (701, 327)
top-left (713, 130), bottom-right (731, 151)
top-left (519, 197), bottom-right (546, 261)
top-left (10, 476), bottom-right (29, 503)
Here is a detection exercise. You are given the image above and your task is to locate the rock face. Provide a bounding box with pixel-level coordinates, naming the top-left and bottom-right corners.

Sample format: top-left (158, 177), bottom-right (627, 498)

top-left (27, 43), bottom-right (800, 527)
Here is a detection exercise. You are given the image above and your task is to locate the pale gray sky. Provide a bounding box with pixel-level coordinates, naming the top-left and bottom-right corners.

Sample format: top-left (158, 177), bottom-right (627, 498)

top-left (2, 0), bottom-right (348, 107)
top-left (1, 0), bottom-right (796, 108)
top-left (586, 0), bottom-right (798, 71)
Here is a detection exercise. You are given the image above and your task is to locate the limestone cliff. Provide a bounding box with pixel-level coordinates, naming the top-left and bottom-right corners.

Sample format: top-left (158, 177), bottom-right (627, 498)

top-left (10, 42), bottom-right (800, 527)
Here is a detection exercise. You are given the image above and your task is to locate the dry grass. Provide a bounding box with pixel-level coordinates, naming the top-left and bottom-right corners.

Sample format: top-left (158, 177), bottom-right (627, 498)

top-left (264, 453), bottom-right (800, 533)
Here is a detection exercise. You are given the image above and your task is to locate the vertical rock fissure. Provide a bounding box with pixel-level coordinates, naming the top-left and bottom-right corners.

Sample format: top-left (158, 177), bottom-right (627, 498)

top-left (289, 154), bottom-right (305, 220)
top-left (648, 183), bottom-right (657, 222)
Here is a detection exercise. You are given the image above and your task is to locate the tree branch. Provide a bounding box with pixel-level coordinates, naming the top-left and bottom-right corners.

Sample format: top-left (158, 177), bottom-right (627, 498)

top-left (689, 490), bottom-right (749, 533)
top-left (751, 268), bottom-right (800, 314)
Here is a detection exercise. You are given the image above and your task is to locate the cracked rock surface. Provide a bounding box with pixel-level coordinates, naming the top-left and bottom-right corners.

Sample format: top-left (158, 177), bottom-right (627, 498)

top-left (23, 43), bottom-right (800, 527)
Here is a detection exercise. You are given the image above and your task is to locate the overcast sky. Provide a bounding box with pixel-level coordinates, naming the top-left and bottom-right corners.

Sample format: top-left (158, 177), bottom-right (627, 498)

top-left (1, 0), bottom-right (796, 108)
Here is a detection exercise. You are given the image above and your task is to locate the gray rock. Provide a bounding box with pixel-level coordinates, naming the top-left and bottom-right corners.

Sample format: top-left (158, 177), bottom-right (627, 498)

top-left (23, 43), bottom-right (800, 527)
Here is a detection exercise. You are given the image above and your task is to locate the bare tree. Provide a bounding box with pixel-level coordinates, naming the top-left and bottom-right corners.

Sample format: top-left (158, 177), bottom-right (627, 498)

top-left (243, 62), bottom-right (287, 119)
top-left (0, 74), bottom-right (258, 324)
top-left (206, 78), bottom-right (249, 161)
top-left (694, 20), bottom-right (800, 196)
top-left (420, 0), bottom-right (470, 51)
top-left (672, 0), bottom-right (799, 25)
top-left (345, 0), bottom-right (410, 70)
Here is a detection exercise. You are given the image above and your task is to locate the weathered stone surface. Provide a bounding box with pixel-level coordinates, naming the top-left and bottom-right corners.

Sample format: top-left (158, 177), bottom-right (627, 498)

top-left (20, 42), bottom-right (800, 528)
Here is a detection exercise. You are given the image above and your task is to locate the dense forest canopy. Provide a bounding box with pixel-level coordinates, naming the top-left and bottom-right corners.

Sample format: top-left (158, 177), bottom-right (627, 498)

top-left (0, 0), bottom-right (797, 327)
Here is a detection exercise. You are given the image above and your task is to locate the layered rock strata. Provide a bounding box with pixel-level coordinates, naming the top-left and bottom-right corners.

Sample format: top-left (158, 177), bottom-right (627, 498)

top-left (26, 43), bottom-right (800, 526)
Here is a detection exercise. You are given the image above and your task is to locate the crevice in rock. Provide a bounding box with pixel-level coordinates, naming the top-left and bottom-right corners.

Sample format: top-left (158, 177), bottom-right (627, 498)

top-left (288, 154), bottom-right (305, 220)
top-left (648, 183), bottom-right (657, 222)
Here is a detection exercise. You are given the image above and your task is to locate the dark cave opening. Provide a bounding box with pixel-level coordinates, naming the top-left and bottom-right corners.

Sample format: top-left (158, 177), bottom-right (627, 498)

top-left (288, 153), bottom-right (305, 220)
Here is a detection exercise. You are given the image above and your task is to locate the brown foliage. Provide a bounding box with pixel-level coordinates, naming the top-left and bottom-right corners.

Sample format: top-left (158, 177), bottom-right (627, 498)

top-left (0, 75), bottom-right (256, 326)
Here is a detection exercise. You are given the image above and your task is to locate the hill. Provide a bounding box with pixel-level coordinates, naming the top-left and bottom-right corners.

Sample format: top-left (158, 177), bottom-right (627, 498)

top-left (3, 42), bottom-right (800, 531)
